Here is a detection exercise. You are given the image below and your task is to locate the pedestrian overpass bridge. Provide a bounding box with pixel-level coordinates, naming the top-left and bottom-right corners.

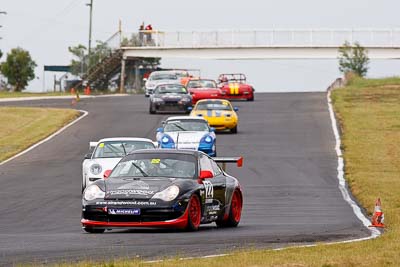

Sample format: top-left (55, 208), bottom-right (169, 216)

top-left (115, 29), bottom-right (400, 59)
top-left (83, 28), bottom-right (400, 92)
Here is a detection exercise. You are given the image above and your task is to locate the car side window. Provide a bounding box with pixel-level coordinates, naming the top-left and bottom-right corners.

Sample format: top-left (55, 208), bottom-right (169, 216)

top-left (210, 159), bottom-right (222, 176)
top-left (199, 154), bottom-right (213, 173)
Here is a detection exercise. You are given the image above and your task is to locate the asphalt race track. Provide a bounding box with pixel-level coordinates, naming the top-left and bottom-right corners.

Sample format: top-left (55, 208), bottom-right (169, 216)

top-left (0, 93), bottom-right (370, 265)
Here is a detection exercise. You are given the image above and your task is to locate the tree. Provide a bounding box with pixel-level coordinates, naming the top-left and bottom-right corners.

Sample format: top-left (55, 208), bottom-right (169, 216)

top-left (68, 44), bottom-right (87, 77)
top-left (0, 49), bottom-right (3, 60)
top-left (338, 41), bottom-right (369, 77)
top-left (0, 48), bottom-right (37, 91)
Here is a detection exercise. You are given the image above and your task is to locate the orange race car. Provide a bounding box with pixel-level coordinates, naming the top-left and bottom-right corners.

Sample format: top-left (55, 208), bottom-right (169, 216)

top-left (217, 73), bottom-right (254, 101)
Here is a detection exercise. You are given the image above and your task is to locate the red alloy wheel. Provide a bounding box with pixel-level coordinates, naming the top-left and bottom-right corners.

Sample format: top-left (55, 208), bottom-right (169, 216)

top-left (188, 195), bottom-right (201, 230)
top-left (231, 190), bottom-right (242, 223)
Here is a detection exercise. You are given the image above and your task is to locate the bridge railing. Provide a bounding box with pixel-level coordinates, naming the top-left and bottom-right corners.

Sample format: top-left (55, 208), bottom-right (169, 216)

top-left (120, 29), bottom-right (400, 48)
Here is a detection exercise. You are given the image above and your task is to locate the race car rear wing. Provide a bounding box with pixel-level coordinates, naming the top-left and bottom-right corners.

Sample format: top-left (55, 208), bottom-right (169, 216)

top-left (89, 142), bottom-right (98, 149)
top-left (213, 157), bottom-right (243, 171)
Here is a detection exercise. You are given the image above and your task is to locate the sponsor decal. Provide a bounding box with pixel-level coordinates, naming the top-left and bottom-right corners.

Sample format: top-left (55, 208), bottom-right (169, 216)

top-left (229, 83), bottom-right (240, 95)
top-left (199, 190), bottom-right (205, 196)
top-left (108, 208), bottom-right (141, 215)
top-left (108, 189), bottom-right (154, 196)
top-left (151, 158), bottom-right (161, 164)
top-left (203, 180), bottom-right (214, 199)
top-left (98, 143), bottom-right (105, 148)
top-left (96, 201), bottom-right (157, 206)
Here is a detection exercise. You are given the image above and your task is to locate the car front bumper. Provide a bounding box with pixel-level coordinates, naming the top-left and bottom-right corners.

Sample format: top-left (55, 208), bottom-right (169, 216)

top-left (81, 200), bottom-right (189, 229)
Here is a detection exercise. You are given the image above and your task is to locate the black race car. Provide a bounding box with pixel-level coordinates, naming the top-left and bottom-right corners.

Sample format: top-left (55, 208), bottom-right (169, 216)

top-left (81, 149), bottom-right (243, 233)
top-left (149, 83), bottom-right (192, 114)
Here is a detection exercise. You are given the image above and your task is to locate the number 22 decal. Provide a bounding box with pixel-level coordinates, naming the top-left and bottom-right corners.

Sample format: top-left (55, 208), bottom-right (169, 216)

top-left (203, 180), bottom-right (214, 199)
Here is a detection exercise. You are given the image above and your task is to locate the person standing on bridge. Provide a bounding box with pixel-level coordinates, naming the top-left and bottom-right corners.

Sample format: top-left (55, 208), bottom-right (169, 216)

top-left (138, 22), bottom-right (145, 46)
top-left (145, 24), bottom-right (153, 45)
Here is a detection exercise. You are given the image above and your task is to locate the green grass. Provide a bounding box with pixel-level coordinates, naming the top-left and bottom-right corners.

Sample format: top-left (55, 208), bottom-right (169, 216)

top-left (23, 76), bottom-right (400, 266)
top-left (0, 90), bottom-right (127, 98)
top-left (0, 91), bottom-right (71, 98)
top-left (0, 107), bottom-right (80, 162)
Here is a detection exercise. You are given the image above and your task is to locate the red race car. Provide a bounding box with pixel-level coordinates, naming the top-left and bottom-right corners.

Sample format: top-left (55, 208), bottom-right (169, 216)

top-left (186, 79), bottom-right (224, 104)
top-left (217, 73), bottom-right (254, 101)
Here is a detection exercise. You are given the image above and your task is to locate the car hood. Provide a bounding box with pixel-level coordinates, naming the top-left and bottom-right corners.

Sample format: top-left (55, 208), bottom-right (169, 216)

top-left (191, 109), bottom-right (235, 118)
top-left (157, 93), bottom-right (187, 100)
top-left (164, 131), bottom-right (210, 144)
top-left (104, 177), bottom-right (187, 200)
top-left (188, 88), bottom-right (220, 93)
top-left (221, 83), bottom-right (252, 91)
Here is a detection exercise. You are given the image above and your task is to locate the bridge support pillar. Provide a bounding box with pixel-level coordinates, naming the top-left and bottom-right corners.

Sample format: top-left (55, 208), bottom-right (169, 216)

top-left (134, 61), bottom-right (141, 93)
top-left (119, 58), bottom-right (126, 93)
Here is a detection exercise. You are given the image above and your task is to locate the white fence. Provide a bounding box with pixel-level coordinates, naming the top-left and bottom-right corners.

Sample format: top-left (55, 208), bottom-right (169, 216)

top-left (119, 29), bottom-right (400, 48)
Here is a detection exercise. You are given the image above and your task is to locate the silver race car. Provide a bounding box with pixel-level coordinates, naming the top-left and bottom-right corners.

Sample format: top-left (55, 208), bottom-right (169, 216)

top-left (144, 71), bottom-right (180, 97)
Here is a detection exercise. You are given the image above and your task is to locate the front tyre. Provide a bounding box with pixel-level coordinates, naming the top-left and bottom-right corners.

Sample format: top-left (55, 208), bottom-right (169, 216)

top-left (83, 227), bottom-right (105, 233)
top-left (216, 189), bottom-right (242, 228)
top-left (149, 104), bottom-right (156, 114)
top-left (231, 126), bottom-right (238, 134)
top-left (186, 194), bottom-right (201, 231)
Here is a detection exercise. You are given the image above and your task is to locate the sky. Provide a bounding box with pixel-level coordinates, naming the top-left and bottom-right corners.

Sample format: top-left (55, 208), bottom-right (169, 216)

top-left (1, 0), bottom-right (400, 92)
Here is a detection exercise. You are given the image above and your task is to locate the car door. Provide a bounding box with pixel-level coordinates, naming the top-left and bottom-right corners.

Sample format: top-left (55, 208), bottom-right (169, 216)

top-left (199, 154), bottom-right (226, 218)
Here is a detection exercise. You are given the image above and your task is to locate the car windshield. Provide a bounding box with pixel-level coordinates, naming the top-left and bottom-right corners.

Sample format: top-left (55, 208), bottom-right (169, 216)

top-left (93, 141), bottom-right (155, 158)
top-left (187, 80), bottom-right (217, 89)
top-left (150, 73), bottom-right (177, 81)
top-left (195, 101), bottom-right (232, 111)
top-left (110, 153), bottom-right (197, 179)
top-left (164, 120), bottom-right (209, 132)
top-left (154, 84), bottom-right (187, 94)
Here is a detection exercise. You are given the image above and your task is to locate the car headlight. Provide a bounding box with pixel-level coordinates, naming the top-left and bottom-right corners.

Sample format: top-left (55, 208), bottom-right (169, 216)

top-left (160, 134), bottom-right (175, 149)
top-left (84, 185), bottom-right (105, 201)
top-left (151, 185), bottom-right (180, 201)
top-left (199, 134), bottom-right (214, 150)
top-left (179, 98), bottom-right (191, 104)
top-left (90, 164), bottom-right (102, 175)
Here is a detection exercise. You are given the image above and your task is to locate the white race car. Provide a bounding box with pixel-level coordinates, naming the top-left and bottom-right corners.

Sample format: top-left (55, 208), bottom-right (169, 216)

top-left (82, 137), bottom-right (155, 192)
top-left (156, 116), bottom-right (217, 156)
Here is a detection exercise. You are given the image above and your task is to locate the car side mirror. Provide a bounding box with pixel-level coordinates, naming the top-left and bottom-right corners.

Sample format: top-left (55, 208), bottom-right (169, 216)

top-left (103, 170), bottom-right (112, 179)
top-left (84, 153), bottom-right (92, 159)
top-left (234, 107), bottom-right (239, 112)
top-left (156, 127), bottom-right (164, 133)
top-left (199, 170), bottom-right (213, 179)
top-left (210, 127), bottom-right (216, 132)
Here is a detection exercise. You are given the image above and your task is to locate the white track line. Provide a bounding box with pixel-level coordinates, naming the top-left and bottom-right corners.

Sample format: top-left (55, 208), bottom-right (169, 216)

top-left (327, 90), bottom-right (380, 240)
top-left (0, 110), bottom-right (89, 166)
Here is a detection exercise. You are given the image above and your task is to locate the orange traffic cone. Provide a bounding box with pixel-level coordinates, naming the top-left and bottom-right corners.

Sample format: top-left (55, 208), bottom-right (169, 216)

top-left (84, 85), bottom-right (91, 95)
top-left (369, 198), bottom-right (385, 228)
